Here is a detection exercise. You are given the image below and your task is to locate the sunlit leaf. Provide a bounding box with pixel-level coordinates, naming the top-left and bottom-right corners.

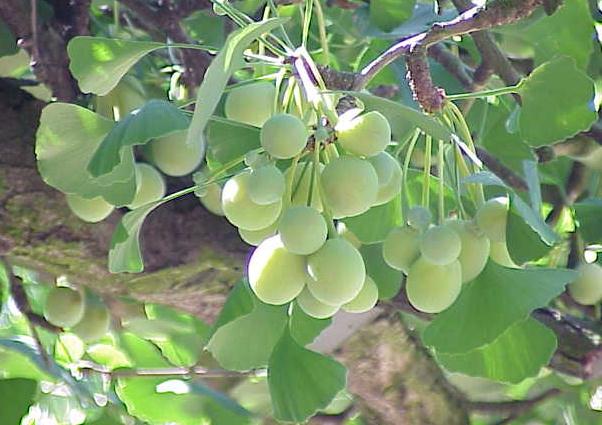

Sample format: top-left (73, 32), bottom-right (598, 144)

top-left (0, 378), bottom-right (37, 425)
top-left (370, 0), bottom-right (416, 32)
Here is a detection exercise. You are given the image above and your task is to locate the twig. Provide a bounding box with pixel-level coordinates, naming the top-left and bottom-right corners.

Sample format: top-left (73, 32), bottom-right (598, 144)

top-left (465, 388), bottom-right (562, 414)
top-left (78, 361), bottom-right (259, 378)
top-left (428, 43), bottom-right (474, 90)
top-left (475, 146), bottom-right (528, 191)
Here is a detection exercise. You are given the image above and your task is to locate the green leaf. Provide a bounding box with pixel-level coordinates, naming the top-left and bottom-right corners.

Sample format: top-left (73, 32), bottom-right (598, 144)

top-left (206, 119), bottom-right (260, 168)
top-left (518, 56), bottom-right (597, 146)
top-left (436, 318), bottom-right (556, 383)
top-left (360, 243), bottom-right (402, 300)
top-left (67, 37), bottom-right (165, 95)
top-left (342, 196), bottom-right (401, 244)
top-left (370, 0), bottom-right (416, 32)
top-left (268, 329), bottom-right (347, 423)
top-left (511, 194), bottom-right (558, 245)
top-left (210, 281), bottom-right (255, 336)
top-left (86, 343), bottom-right (132, 370)
top-left (35, 103), bottom-right (137, 206)
top-left (289, 303), bottom-right (332, 346)
top-left (207, 301), bottom-right (288, 371)
top-left (506, 196), bottom-right (553, 265)
top-left (88, 100), bottom-right (191, 177)
top-left (422, 261), bottom-right (574, 354)
top-left (118, 333), bottom-right (171, 368)
top-left (0, 378), bottom-right (37, 424)
top-left (574, 199), bottom-right (602, 243)
top-left (186, 18), bottom-right (288, 147)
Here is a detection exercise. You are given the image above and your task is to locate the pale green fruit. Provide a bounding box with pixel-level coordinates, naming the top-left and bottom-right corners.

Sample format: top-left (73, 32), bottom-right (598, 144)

top-left (406, 257), bottom-right (462, 313)
top-left (335, 111), bottom-right (391, 157)
top-left (149, 130), bottom-right (204, 177)
top-left (337, 222), bottom-right (362, 249)
top-left (248, 235), bottom-right (307, 305)
top-left (342, 276), bottom-right (378, 313)
top-left (368, 151), bottom-right (402, 206)
top-left (321, 156), bottom-right (378, 218)
top-left (224, 82), bottom-right (275, 127)
top-left (199, 183), bottom-right (224, 216)
top-left (489, 241), bottom-right (517, 268)
top-left (296, 287), bottom-right (340, 319)
top-left (66, 194), bottom-right (114, 223)
top-left (407, 206), bottom-right (432, 231)
top-left (382, 226), bottom-right (421, 274)
top-left (307, 238), bottom-right (365, 306)
top-left (447, 220), bottom-right (490, 283)
top-left (221, 171), bottom-right (282, 230)
top-left (476, 197), bottom-right (509, 242)
top-left (248, 164), bottom-right (286, 205)
top-left (127, 163), bottom-right (166, 209)
top-left (278, 206), bottom-right (327, 255)
top-left (239, 221), bottom-right (278, 246)
top-left (419, 224), bottom-right (462, 266)
top-left (286, 162), bottom-right (324, 211)
top-left (115, 76), bottom-right (147, 117)
top-left (568, 263), bottom-right (602, 305)
top-left (260, 113), bottom-right (308, 159)
top-left (43, 287), bottom-right (85, 328)
top-left (71, 303), bottom-right (111, 342)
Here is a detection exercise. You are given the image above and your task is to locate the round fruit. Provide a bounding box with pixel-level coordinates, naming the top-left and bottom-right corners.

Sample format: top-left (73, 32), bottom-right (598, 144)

top-left (307, 238), bottom-right (365, 305)
top-left (568, 263), bottom-right (602, 305)
top-left (489, 241), bottom-right (517, 268)
top-left (260, 114), bottom-right (308, 159)
top-left (476, 197), bottom-right (509, 242)
top-left (382, 226), bottom-right (421, 274)
top-left (296, 287), bottom-right (340, 319)
top-left (224, 82), bottom-right (275, 127)
top-left (248, 164), bottom-right (286, 205)
top-left (248, 235), bottom-right (307, 305)
top-left (342, 276), bottom-right (378, 313)
top-left (43, 287), bottom-right (85, 328)
top-left (447, 220), bottom-right (490, 283)
top-left (149, 130), bottom-right (204, 177)
top-left (419, 224), bottom-right (462, 266)
top-left (127, 163), bottom-right (166, 209)
top-left (320, 156), bottom-right (378, 218)
top-left (407, 206), bottom-right (432, 231)
top-left (368, 152), bottom-right (402, 206)
top-left (406, 257), bottom-right (462, 313)
top-left (115, 76), bottom-right (147, 117)
top-left (71, 302), bottom-right (111, 342)
top-left (336, 222), bottom-right (362, 249)
top-left (221, 171), bottom-right (282, 230)
top-left (286, 162), bottom-right (324, 211)
top-left (199, 183), bottom-right (224, 216)
top-left (239, 221), bottom-right (278, 246)
top-left (335, 111), bottom-right (391, 157)
top-left (278, 206), bottom-right (327, 255)
top-left (66, 194), bottom-right (114, 223)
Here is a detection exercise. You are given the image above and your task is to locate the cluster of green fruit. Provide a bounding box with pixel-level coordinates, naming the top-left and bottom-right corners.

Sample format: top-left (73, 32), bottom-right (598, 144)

top-left (383, 197), bottom-right (513, 313)
top-left (43, 286), bottom-right (111, 342)
top-left (209, 82), bottom-right (406, 318)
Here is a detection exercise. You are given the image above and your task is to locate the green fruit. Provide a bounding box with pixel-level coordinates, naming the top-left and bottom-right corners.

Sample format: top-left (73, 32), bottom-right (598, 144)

top-left (321, 156), bottom-right (378, 218)
top-left (342, 276), bottom-right (378, 313)
top-left (71, 303), bottom-right (111, 342)
top-left (336, 222), bottom-right (362, 249)
top-left (43, 287), bottom-right (85, 328)
top-left (419, 224), bottom-right (462, 266)
top-left (260, 114), bottom-right (308, 159)
top-left (127, 163), bottom-right (166, 209)
top-left (368, 151), bottom-right (402, 206)
top-left (278, 206), bottom-right (327, 255)
top-left (489, 241), bottom-right (517, 268)
top-left (406, 257), bottom-right (462, 313)
top-left (286, 162), bottom-right (323, 211)
top-left (66, 194), bottom-right (114, 223)
top-left (248, 235), bottom-right (307, 305)
top-left (407, 206), bottom-right (432, 231)
top-left (149, 130), bottom-right (204, 177)
top-left (248, 164), bottom-right (286, 205)
top-left (222, 171), bottom-right (282, 230)
top-left (447, 220), bottom-right (490, 283)
top-left (382, 226), bottom-right (421, 274)
top-left (336, 111), bottom-right (391, 157)
top-left (476, 197), bottom-right (509, 242)
top-left (224, 82), bottom-right (275, 127)
top-left (239, 221), bottom-right (278, 246)
top-left (307, 238), bottom-right (365, 305)
top-left (296, 287), bottom-right (340, 319)
top-left (568, 263), bottom-right (602, 305)
top-left (199, 183), bottom-right (224, 216)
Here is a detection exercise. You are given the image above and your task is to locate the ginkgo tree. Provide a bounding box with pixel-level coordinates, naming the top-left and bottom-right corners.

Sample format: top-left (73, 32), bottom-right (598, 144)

top-left (1, 0), bottom-right (602, 424)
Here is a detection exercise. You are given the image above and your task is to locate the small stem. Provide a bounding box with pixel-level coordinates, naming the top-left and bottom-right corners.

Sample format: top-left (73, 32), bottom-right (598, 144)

top-left (287, 154), bottom-right (303, 205)
top-left (401, 129), bottom-right (421, 220)
top-left (422, 135), bottom-right (432, 208)
top-left (312, 0), bottom-right (330, 64)
top-left (307, 138), bottom-right (321, 207)
top-left (301, 0), bottom-right (313, 48)
top-left (113, 1), bottom-right (120, 32)
top-left (446, 82), bottom-right (522, 101)
top-left (438, 139), bottom-right (445, 224)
